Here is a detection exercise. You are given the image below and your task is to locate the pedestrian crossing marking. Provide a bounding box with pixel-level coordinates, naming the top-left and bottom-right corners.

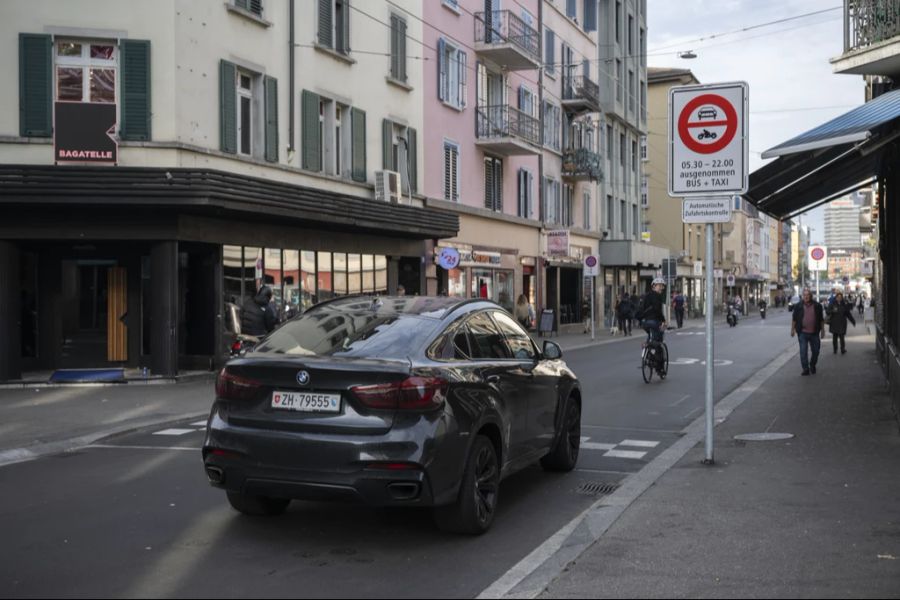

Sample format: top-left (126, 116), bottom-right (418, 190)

top-left (619, 440), bottom-right (659, 448)
top-left (152, 428), bottom-right (196, 436)
top-left (582, 442), bottom-right (616, 451)
top-left (604, 449), bottom-right (647, 460)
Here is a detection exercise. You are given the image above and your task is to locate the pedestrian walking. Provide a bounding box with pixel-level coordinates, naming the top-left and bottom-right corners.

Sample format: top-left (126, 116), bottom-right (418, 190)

top-left (857, 294), bottom-right (866, 318)
top-left (615, 293), bottom-right (633, 336)
top-left (790, 288), bottom-right (825, 376)
top-left (514, 294), bottom-right (535, 330)
top-left (828, 291), bottom-right (856, 355)
top-left (241, 285), bottom-right (278, 337)
top-left (582, 297), bottom-right (591, 334)
top-left (672, 290), bottom-right (686, 329)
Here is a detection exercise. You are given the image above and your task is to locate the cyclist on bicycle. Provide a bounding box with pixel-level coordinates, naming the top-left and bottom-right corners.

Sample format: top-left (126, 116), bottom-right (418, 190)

top-left (639, 277), bottom-right (668, 344)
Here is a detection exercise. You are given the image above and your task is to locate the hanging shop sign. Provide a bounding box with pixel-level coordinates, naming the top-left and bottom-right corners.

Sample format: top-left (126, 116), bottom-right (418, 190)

top-left (55, 102), bottom-right (118, 164)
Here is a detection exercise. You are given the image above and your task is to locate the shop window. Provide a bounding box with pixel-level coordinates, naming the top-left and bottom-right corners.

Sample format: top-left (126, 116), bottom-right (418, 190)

top-left (245, 247), bottom-right (263, 295)
top-left (473, 269), bottom-right (493, 300)
top-left (495, 270), bottom-right (514, 312)
top-left (448, 267), bottom-right (467, 298)
top-left (347, 254), bottom-right (361, 294)
top-left (283, 250), bottom-right (300, 319)
top-left (317, 251), bottom-right (333, 301)
top-left (375, 256), bottom-right (388, 293)
top-left (301, 251), bottom-right (317, 310)
top-left (362, 255), bottom-right (375, 293)
top-left (223, 245), bottom-right (244, 305)
top-left (333, 253), bottom-right (347, 296)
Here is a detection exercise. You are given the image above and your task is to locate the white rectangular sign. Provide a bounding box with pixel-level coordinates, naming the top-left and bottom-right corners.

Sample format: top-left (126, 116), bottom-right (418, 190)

top-left (669, 82), bottom-right (749, 197)
top-left (808, 245), bottom-right (828, 272)
top-left (682, 197), bottom-right (733, 223)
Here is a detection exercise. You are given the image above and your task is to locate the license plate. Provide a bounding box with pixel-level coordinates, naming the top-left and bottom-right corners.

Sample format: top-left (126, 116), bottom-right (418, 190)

top-left (271, 391), bottom-right (342, 414)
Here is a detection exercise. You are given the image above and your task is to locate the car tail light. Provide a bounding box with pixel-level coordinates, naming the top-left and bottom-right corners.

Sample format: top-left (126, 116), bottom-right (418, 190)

top-left (351, 376), bottom-right (448, 410)
top-left (215, 368), bottom-right (262, 402)
top-left (230, 341), bottom-right (242, 353)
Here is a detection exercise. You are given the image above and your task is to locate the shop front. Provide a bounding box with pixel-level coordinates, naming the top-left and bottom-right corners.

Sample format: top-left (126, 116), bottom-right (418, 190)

top-left (543, 230), bottom-right (599, 334)
top-left (598, 240), bottom-right (670, 328)
top-left (0, 165), bottom-right (458, 381)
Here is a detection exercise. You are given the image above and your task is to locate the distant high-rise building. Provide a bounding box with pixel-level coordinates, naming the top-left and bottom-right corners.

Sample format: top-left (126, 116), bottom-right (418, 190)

top-left (824, 198), bottom-right (862, 249)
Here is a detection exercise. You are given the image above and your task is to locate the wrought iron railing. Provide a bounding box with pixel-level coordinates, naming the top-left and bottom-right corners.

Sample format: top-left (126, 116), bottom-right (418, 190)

top-left (474, 10), bottom-right (540, 62)
top-left (845, 0), bottom-right (900, 52)
top-left (562, 147), bottom-right (603, 182)
top-left (562, 75), bottom-right (601, 109)
top-left (476, 104), bottom-right (541, 146)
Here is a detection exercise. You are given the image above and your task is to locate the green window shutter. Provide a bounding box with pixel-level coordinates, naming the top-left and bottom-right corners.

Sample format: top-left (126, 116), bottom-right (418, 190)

top-left (219, 60), bottom-right (237, 154)
top-left (407, 127), bottom-right (417, 194)
top-left (301, 90), bottom-right (321, 171)
top-left (120, 39), bottom-right (151, 141)
top-left (382, 119), bottom-right (393, 171)
top-left (19, 33), bottom-right (52, 138)
top-left (398, 18), bottom-right (407, 82)
top-left (318, 0), bottom-right (333, 47)
top-left (390, 15), bottom-right (399, 80)
top-left (264, 76), bottom-right (278, 162)
top-left (351, 107), bottom-right (366, 183)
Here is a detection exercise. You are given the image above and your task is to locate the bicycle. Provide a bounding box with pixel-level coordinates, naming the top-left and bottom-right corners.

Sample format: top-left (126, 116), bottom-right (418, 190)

top-left (640, 328), bottom-right (669, 383)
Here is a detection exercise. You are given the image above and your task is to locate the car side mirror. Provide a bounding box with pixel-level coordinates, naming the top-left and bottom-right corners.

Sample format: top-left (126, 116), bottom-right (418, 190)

top-left (543, 341), bottom-right (563, 360)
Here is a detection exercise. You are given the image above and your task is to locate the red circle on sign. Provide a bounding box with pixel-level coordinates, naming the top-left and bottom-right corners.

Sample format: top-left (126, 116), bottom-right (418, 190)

top-left (677, 94), bottom-right (738, 154)
top-left (811, 247), bottom-right (825, 261)
top-left (585, 256), bottom-right (597, 268)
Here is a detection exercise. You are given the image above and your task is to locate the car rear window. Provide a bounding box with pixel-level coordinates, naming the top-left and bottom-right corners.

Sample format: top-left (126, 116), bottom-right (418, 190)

top-left (252, 308), bottom-right (438, 359)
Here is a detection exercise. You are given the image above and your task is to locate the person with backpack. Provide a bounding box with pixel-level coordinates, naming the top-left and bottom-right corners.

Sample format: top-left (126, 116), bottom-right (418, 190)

top-left (241, 285), bottom-right (278, 337)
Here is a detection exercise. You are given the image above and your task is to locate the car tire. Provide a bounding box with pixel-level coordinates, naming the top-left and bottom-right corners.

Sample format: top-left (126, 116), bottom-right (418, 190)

top-left (226, 491), bottom-right (290, 516)
top-left (433, 435), bottom-right (499, 535)
top-left (540, 396), bottom-right (581, 472)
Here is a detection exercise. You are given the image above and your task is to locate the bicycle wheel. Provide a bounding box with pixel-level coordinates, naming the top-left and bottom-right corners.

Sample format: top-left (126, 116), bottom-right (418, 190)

top-left (658, 343), bottom-right (669, 379)
top-left (641, 347), bottom-right (654, 383)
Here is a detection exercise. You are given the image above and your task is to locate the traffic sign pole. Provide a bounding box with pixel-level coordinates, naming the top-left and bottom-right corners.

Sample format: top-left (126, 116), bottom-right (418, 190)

top-left (704, 222), bottom-right (715, 465)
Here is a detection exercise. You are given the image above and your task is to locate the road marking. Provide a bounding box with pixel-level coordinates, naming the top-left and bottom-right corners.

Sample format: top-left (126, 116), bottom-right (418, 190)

top-left (669, 394), bottom-right (691, 407)
top-left (153, 428), bottom-right (196, 436)
top-left (85, 444), bottom-right (197, 451)
top-left (603, 449), bottom-right (647, 460)
top-left (574, 468), bottom-right (634, 475)
top-left (582, 442), bottom-right (616, 451)
top-left (684, 406), bottom-right (703, 419)
top-left (619, 440), bottom-right (659, 448)
top-left (190, 421), bottom-right (207, 427)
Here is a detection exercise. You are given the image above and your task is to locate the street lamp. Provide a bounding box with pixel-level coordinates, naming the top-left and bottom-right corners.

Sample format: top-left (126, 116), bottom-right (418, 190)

top-left (678, 50), bottom-right (697, 59)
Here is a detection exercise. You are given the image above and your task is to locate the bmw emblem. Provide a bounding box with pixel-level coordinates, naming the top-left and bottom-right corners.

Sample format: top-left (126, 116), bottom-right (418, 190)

top-left (296, 370), bottom-right (310, 386)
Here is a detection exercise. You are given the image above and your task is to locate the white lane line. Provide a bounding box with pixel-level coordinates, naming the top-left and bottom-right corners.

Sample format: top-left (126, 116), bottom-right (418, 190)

top-left (684, 406), bottom-right (703, 420)
top-left (619, 440), bottom-right (659, 448)
top-left (85, 444), bottom-right (197, 451)
top-left (152, 428), bottom-right (196, 436)
top-left (603, 449), bottom-right (647, 460)
top-left (582, 442), bottom-right (616, 451)
top-left (669, 394), bottom-right (691, 407)
top-left (190, 421), bottom-right (207, 427)
top-left (574, 468), bottom-right (634, 475)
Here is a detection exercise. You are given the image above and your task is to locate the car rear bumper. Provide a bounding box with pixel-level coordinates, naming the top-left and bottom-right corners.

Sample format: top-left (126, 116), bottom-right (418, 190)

top-left (202, 409), bottom-right (450, 507)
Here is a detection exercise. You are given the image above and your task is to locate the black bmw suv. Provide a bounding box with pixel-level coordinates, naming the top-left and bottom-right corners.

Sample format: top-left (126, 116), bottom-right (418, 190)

top-left (203, 296), bottom-right (581, 534)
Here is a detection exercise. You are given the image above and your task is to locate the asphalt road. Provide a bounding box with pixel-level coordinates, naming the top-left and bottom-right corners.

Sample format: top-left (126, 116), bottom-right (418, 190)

top-left (0, 311), bottom-right (797, 599)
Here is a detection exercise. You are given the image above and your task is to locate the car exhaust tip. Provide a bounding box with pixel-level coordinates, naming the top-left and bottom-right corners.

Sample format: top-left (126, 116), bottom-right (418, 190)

top-left (206, 466), bottom-right (225, 485)
top-left (387, 482), bottom-right (420, 501)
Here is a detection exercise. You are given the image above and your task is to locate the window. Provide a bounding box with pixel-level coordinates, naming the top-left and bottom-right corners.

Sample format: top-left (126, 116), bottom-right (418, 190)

top-left (628, 15), bottom-right (634, 54)
top-left (563, 184), bottom-right (574, 227)
top-left (544, 28), bottom-right (556, 77)
top-left (234, 0), bottom-right (263, 17)
top-left (616, 59), bottom-right (623, 102)
top-left (615, 1), bottom-right (622, 43)
top-left (641, 177), bottom-right (648, 207)
top-left (55, 40), bottom-right (117, 103)
top-left (620, 199), bottom-right (627, 234)
top-left (518, 168), bottom-right (533, 219)
top-left (518, 85), bottom-right (536, 117)
top-left (382, 119), bottom-right (417, 194)
top-left (619, 133), bottom-right (625, 167)
top-left (607, 194), bottom-right (614, 230)
top-left (390, 14), bottom-right (407, 82)
top-left (607, 124), bottom-right (613, 160)
top-left (543, 101), bottom-right (561, 151)
top-left (633, 204), bottom-right (639, 238)
top-left (629, 70), bottom-right (635, 114)
top-left (584, 189), bottom-right (591, 230)
top-left (438, 39), bottom-right (467, 109)
top-left (543, 177), bottom-right (561, 224)
top-left (632, 140), bottom-right (638, 172)
top-left (467, 312), bottom-right (512, 360)
top-left (640, 135), bottom-right (648, 161)
top-left (237, 71), bottom-right (254, 156)
top-left (491, 312), bottom-right (536, 360)
top-left (443, 0), bottom-right (460, 10)
top-left (484, 156), bottom-right (503, 212)
top-left (318, 0), bottom-right (350, 55)
top-left (443, 140), bottom-right (460, 202)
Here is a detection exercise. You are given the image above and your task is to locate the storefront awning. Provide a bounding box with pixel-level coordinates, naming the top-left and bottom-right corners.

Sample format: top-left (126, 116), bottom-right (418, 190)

top-left (747, 89), bottom-right (900, 219)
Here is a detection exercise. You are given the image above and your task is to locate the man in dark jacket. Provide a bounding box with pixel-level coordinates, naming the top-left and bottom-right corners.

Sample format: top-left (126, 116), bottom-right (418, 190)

top-left (638, 278), bottom-right (668, 343)
top-left (828, 291), bottom-right (856, 355)
top-left (790, 288), bottom-right (825, 376)
top-left (241, 286), bottom-right (278, 336)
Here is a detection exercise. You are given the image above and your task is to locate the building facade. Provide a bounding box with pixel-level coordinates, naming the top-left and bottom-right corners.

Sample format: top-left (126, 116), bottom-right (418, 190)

top-left (0, 1), bottom-right (459, 380)
top-left (825, 197), bottom-right (863, 249)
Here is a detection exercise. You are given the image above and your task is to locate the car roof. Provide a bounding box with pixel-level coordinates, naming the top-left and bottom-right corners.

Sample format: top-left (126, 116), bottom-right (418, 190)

top-left (306, 295), bottom-right (500, 320)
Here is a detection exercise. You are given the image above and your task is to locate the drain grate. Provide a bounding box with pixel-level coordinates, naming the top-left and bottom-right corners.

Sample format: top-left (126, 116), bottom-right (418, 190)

top-left (576, 481), bottom-right (620, 496)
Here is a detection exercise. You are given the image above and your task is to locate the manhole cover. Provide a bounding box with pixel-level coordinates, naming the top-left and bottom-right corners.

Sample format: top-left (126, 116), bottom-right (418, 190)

top-left (733, 433), bottom-right (795, 441)
top-left (576, 482), bottom-right (620, 496)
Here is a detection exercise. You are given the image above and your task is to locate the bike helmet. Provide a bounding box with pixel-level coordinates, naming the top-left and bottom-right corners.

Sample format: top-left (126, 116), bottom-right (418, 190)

top-left (652, 277), bottom-right (667, 287)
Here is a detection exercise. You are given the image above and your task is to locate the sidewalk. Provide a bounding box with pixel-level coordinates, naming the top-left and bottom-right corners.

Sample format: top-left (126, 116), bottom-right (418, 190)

top-left (539, 326), bottom-right (900, 598)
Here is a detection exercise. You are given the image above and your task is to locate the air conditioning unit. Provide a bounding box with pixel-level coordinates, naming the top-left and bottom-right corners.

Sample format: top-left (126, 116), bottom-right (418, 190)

top-left (375, 170), bottom-right (402, 204)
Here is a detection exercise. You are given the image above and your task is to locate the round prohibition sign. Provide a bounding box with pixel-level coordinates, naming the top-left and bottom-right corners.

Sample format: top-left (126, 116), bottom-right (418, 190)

top-left (585, 256), bottom-right (598, 268)
top-left (678, 93), bottom-right (738, 154)
top-left (811, 247), bottom-right (825, 261)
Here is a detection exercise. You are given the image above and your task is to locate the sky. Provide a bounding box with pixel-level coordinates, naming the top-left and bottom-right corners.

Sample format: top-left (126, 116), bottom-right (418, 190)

top-left (648, 0), bottom-right (865, 243)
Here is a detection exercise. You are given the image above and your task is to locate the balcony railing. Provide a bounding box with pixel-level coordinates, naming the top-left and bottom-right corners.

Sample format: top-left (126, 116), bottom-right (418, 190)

top-left (475, 10), bottom-right (541, 63)
top-left (476, 104), bottom-right (541, 146)
top-left (562, 148), bottom-right (603, 182)
top-left (845, 0), bottom-right (900, 52)
top-left (562, 75), bottom-right (601, 111)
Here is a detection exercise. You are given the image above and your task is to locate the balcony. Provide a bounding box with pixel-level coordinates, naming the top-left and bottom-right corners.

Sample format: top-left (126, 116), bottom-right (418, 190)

top-left (832, 0), bottom-right (900, 78)
top-left (474, 10), bottom-right (540, 70)
top-left (476, 105), bottom-right (541, 156)
top-left (562, 75), bottom-right (601, 114)
top-left (561, 148), bottom-right (603, 182)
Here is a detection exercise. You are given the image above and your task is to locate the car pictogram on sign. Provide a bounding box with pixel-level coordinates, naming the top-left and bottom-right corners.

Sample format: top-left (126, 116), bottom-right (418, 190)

top-left (697, 107), bottom-right (718, 120)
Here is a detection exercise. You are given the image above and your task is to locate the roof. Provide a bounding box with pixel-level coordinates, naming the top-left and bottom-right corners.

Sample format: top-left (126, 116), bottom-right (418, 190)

top-left (762, 88), bottom-right (900, 158)
top-left (647, 67), bottom-right (698, 84)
